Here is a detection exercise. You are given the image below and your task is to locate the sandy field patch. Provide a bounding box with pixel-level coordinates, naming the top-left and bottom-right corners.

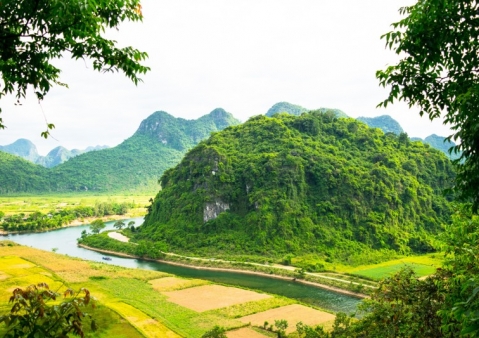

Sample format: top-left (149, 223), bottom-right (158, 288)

top-left (149, 277), bottom-right (209, 292)
top-left (227, 327), bottom-right (269, 338)
top-left (108, 231), bottom-right (130, 242)
top-left (163, 284), bottom-right (271, 312)
top-left (107, 301), bottom-right (181, 338)
top-left (239, 304), bottom-right (335, 334)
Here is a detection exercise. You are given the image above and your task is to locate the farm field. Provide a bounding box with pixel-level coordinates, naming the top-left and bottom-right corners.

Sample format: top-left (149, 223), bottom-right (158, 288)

top-left (340, 253), bottom-right (443, 280)
top-left (0, 242), bottom-right (335, 337)
top-left (0, 193), bottom-right (153, 217)
top-left (239, 304), bottom-right (335, 334)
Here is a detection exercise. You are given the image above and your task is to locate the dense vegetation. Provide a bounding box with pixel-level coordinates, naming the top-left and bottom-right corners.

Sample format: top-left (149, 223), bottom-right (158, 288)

top-left (265, 102), bottom-right (348, 118)
top-left (138, 112), bottom-right (455, 264)
top-left (0, 109), bottom-right (239, 194)
top-left (0, 200), bottom-right (134, 232)
top-left (0, 151), bottom-right (51, 193)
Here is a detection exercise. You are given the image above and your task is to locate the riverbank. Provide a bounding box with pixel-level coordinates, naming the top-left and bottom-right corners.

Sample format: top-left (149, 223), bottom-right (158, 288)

top-left (78, 243), bottom-right (368, 299)
top-left (0, 214), bottom-right (141, 236)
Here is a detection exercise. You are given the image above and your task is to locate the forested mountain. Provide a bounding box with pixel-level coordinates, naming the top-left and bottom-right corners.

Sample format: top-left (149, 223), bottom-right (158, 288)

top-left (267, 102), bottom-right (456, 159)
top-left (0, 109), bottom-right (240, 193)
top-left (139, 112), bottom-right (455, 263)
top-left (266, 102), bottom-right (308, 117)
top-left (357, 115), bottom-right (404, 135)
top-left (418, 134), bottom-right (459, 160)
top-left (0, 151), bottom-right (51, 193)
top-left (0, 139), bottom-right (109, 168)
top-left (266, 102), bottom-right (348, 118)
top-left (0, 139), bottom-right (39, 162)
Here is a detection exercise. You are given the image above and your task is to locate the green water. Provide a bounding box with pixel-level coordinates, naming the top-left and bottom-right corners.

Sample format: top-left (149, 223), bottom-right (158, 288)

top-left (6, 218), bottom-right (361, 313)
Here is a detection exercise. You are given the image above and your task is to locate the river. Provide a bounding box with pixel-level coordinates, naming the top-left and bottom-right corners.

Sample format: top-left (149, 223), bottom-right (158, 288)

top-left (5, 217), bottom-right (361, 313)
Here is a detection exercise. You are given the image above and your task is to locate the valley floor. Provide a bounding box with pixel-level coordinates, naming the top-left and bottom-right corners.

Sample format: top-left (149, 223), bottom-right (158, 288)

top-left (0, 241), bottom-right (338, 337)
top-left (78, 242), bottom-right (370, 299)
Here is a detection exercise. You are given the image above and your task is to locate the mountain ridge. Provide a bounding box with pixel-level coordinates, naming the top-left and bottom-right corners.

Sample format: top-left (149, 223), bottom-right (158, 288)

top-left (0, 108), bottom-right (240, 193)
top-left (0, 139), bottom-right (109, 168)
top-left (139, 111), bottom-right (454, 263)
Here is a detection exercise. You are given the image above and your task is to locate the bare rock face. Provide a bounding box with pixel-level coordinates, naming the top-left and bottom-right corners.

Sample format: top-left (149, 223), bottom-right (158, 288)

top-left (203, 200), bottom-right (230, 222)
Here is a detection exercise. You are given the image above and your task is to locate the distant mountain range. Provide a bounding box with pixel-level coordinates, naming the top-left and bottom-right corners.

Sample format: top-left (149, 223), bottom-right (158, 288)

top-left (266, 102), bottom-right (348, 118)
top-left (265, 101), bottom-right (456, 159)
top-left (0, 102), bottom-right (459, 194)
top-left (0, 139), bottom-right (108, 168)
top-left (0, 108), bottom-right (240, 193)
top-left (356, 115), bottom-right (404, 135)
top-left (139, 111), bottom-right (454, 260)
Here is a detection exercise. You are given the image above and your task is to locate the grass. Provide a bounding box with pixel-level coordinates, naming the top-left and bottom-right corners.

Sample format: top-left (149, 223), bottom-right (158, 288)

top-left (206, 297), bottom-right (295, 319)
top-left (89, 278), bottom-right (244, 337)
top-left (149, 276), bottom-right (211, 292)
top-left (106, 301), bottom-right (181, 338)
top-left (0, 241), bottom-right (311, 337)
top-left (0, 255), bottom-right (144, 338)
top-left (343, 253), bottom-right (443, 280)
top-left (0, 193), bottom-right (154, 216)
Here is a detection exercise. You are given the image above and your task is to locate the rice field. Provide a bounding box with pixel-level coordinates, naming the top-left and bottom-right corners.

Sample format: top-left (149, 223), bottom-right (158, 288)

top-left (345, 253), bottom-right (442, 280)
top-left (149, 276), bottom-right (210, 292)
top-left (163, 285), bottom-right (272, 312)
top-left (0, 193), bottom-right (153, 216)
top-left (239, 304), bottom-right (336, 334)
top-left (0, 254), bottom-right (144, 338)
top-left (0, 241), bottom-right (334, 337)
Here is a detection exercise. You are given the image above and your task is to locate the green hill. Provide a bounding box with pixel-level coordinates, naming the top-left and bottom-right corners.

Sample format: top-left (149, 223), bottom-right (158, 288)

top-left (423, 134), bottom-right (460, 160)
top-left (357, 115), bottom-right (404, 135)
top-left (0, 138), bottom-right (109, 168)
top-left (0, 109), bottom-right (240, 194)
top-left (266, 102), bottom-right (309, 117)
top-left (0, 139), bottom-right (40, 162)
top-left (0, 151), bottom-right (51, 193)
top-left (266, 102), bottom-right (348, 118)
top-left (139, 112), bottom-right (455, 264)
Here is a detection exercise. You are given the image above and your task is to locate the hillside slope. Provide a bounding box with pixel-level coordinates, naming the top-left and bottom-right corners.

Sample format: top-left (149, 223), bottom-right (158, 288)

top-left (266, 102), bottom-right (456, 158)
top-left (266, 102), bottom-right (348, 118)
top-left (0, 151), bottom-right (51, 193)
top-left (0, 109), bottom-right (240, 193)
top-left (0, 139), bottom-right (40, 162)
top-left (0, 139), bottom-right (109, 167)
top-left (357, 115), bottom-right (404, 135)
top-left (139, 112), bottom-right (455, 263)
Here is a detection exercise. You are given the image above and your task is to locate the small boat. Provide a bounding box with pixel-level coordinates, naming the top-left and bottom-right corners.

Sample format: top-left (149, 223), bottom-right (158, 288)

top-left (102, 257), bottom-right (112, 261)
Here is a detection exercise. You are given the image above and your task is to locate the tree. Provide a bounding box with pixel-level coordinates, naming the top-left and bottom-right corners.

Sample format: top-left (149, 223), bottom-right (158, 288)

top-left (302, 206), bottom-right (478, 337)
top-left (127, 220), bottom-right (135, 227)
top-left (201, 326), bottom-right (227, 338)
top-left (274, 319), bottom-right (288, 338)
top-left (0, 283), bottom-right (96, 337)
top-left (0, 0), bottom-right (149, 136)
top-left (376, 0), bottom-right (479, 210)
top-left (113, 220), bottom-right (125, 230)
top-left (89, 219), bottom-right (105, 234)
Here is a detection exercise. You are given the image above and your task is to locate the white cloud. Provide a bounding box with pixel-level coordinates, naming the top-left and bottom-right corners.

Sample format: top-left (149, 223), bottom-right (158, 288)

top-left (0, 0), bottom-right (451, 155)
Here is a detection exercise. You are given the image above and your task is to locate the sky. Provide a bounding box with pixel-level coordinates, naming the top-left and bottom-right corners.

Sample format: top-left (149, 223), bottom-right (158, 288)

top-left (0, 0), bottom-right (452, 155)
